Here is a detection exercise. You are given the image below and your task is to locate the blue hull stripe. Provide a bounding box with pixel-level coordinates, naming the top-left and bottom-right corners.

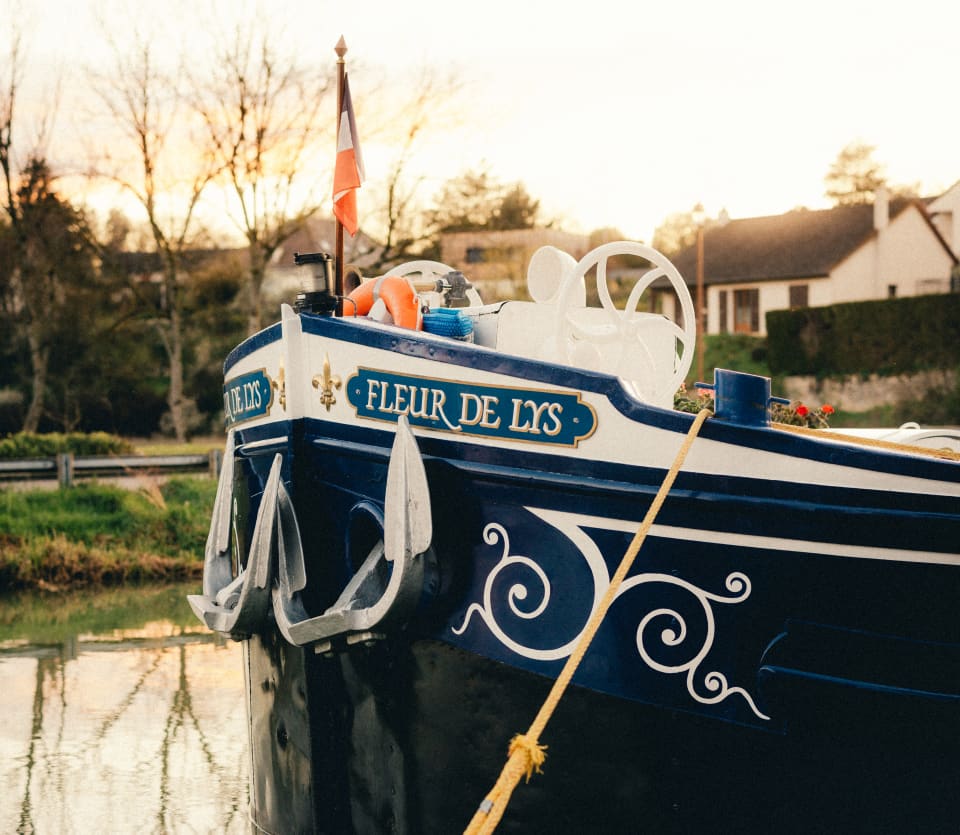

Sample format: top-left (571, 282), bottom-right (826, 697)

top-left (305, 417), bottom-right (960, 522)
top-left (226, 314), bottom-right (960, 486)
top-left (223, 322), bottom-right (282, 374)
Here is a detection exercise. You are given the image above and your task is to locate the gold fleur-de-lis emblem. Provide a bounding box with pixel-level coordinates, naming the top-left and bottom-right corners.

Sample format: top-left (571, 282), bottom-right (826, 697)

top-left (273, 364), bottom-right (286, 410)
top-left (312, 353), bottom-right (341, 411)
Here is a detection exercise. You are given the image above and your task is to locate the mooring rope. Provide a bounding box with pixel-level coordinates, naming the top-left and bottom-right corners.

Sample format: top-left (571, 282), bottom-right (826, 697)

top-left (772, 422), bottom-right (960, 462)
top-left (463, 407), bottom-right (712, 835)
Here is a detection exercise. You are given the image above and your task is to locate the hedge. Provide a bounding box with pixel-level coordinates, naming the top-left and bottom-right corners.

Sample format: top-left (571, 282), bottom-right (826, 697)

top-left (0, 431), bottom-right (133, 459)
top-left (766, 293), bottom-right (960, 376)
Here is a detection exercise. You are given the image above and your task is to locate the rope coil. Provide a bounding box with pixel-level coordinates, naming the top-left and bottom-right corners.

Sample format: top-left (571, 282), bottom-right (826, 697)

top-left (463, 408), bottom-right (712, 835)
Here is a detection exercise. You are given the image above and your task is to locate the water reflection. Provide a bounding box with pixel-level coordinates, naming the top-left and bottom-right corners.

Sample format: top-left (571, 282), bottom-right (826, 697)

top-left (0, 584), bottom-right (249, 834)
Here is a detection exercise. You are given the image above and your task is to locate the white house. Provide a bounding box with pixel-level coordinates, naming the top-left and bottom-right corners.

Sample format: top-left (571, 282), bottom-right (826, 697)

top-left (926, 180), bottom-right (960, 258)
top-left (669, 189), bottom-right (959, 336)
top-left (440, 228), bottom-right (591, 299)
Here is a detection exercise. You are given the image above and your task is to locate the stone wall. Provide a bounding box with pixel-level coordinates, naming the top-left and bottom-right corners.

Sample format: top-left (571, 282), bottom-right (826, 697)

top-left (781, 369), bottom-right (957, 411)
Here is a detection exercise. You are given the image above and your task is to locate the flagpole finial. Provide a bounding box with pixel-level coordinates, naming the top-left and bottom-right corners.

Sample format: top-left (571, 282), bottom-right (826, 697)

top-left (335, 36), bottom-right (348, 60)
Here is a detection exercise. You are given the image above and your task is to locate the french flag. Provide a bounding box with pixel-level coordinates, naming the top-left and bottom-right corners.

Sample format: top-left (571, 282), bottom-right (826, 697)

top-left (333, 73), bottom-right (365, 236)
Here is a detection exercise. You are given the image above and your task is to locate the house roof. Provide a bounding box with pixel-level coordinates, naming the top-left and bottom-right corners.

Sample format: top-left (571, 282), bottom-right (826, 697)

top-left (110, 247), bottom-right (247, 277)
top-left (670, 200), bottom-right (918, 285)
top-left (270, 216), bottom-right (382, 271)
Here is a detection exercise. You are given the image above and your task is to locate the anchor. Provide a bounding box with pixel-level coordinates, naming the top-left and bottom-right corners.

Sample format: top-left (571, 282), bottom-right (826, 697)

top-left (187, 431), bottom-right (280, 640)
top-left (272, 415), bottom-right (433, 650)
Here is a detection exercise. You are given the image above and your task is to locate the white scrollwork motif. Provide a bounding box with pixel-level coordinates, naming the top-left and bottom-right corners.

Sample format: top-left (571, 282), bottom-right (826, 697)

top-left (452, 508), bottom-right (769, 721)
top-left (452, 523), bottom-right (604, 661)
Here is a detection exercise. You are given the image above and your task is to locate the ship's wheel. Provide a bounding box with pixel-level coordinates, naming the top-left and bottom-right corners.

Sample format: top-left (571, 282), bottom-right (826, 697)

top-left (554, 241), bottom-right (696, 405)
top-left (387, 259), bottom-right (458, 283)
top-left (387, 260), bottom-right (483, 307)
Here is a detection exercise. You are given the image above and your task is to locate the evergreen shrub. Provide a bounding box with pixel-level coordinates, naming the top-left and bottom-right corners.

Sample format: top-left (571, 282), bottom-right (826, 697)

top-left (0, 431), bottom-right (134, 459)
top-left (767, 294), bottom-right (960, 376)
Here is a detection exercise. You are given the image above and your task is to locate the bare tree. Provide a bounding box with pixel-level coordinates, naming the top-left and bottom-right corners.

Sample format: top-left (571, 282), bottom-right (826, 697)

top-left (0, 25), bottom-right (23, 218)
top-left (360, 67), bottom-right (464, 271)
top-left (1, 23), bottom-right (84, 432)
top-left (91, 34), bottom-right (219, 441)
top-left (0, 28), bottom-right (39, 428)
top-left (192, 23), bottom-right (334, 333)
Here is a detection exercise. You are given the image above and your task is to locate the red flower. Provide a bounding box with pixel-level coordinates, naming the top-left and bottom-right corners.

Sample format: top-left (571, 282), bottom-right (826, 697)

top-left (821, 404), bottom-right (835, 415)
top-left (795, 404), bottom-right (809, 417)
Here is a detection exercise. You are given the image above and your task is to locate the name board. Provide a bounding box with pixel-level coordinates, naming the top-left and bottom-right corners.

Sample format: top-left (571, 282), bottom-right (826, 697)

top-left (223, 369), bottom-right (274, 427)
top-left (346, 368), bottom-right (597, 447)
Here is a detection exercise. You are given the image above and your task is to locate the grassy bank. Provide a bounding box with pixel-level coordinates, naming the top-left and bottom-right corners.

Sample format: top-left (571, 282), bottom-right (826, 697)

top-left (131, 436), bottom-right (226, 456)
top-left (693, 333), bottom-right (774, 385)
top-left (0, 477), bottom-right (216, 592)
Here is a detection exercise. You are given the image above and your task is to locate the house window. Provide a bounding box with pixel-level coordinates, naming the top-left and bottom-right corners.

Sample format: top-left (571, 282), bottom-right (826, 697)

top-left (733, 289), bottom-right (760, 333)
top-left (718, 290), bottom-right (728, 333)
top-left (887, 284), bottom-right (897, 298)
top-left (789, 284), bottom-right (808, 309)
top-left (466, 247), bottom-right (486, 264)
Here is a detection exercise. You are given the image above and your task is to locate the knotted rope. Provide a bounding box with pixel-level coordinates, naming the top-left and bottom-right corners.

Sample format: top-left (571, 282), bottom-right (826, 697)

top-left (463, 408), bottom-right (712, 834)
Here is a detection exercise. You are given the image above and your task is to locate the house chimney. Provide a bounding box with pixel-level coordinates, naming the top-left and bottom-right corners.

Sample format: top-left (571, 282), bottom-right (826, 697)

top-left (873, 187), bottom-right (889, 231)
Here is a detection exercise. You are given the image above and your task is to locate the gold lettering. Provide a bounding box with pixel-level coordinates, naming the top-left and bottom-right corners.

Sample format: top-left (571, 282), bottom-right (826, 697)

top-left (393, 383), bottom-right (408, 414)
top-left (543, 402), bottom-right (563, 436)
top-left (365, 379), bottom-right (380, 410)
top-left (479, 395), bottom-right (501, 429)
top-left (459, 393), bottom-right (483, 426)
top-left (509, 398), bottom-right (531, 432)
top-left (525, 400), bottom-right (551, 434)
top-left (378, 380), bottom-right (393, 412)
top-left (430, 389), bottom-right (446, 421)
top-left (409, 386), bottom-right (431, 419)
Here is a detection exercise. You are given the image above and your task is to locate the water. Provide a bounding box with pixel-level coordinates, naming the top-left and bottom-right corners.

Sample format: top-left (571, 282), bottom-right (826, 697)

top-left (0, 584), bottom-right (249, 834)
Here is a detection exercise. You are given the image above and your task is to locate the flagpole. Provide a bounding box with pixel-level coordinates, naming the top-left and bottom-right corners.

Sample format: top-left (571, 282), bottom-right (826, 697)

top-left (334, 35), bottom-right (347, 308)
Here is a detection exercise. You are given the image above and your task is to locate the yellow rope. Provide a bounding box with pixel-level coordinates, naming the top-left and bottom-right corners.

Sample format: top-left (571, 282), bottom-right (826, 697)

top-left (463, 408), bottom-right (712, 835)
top-left (771, 422), bottom-right (960, 462)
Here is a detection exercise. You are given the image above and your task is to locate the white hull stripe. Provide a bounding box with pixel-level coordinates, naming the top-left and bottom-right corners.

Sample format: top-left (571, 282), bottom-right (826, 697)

top-left (576, 515), bottom-right (960, 567)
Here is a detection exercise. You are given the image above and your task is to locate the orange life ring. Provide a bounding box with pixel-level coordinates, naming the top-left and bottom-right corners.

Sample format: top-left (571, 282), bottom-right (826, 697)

top-left (347, 275), bottom-right (423, 330)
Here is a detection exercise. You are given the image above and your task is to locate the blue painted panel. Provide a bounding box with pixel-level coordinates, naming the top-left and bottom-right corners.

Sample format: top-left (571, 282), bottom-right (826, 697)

top-left (345, 367), bottom-right (596, 446)
top-left (284, 415), bottom-right (959, 734)
top-left (223, 368), bottom-right (274, 427)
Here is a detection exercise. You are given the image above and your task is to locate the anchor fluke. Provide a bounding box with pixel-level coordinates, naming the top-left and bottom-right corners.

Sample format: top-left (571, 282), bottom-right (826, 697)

top-left (272, 416), bottom-right (433, 648)
top-left (188, 449), bottom-right (283, 639)
top-left (385, 413), bottom-right (433, 563)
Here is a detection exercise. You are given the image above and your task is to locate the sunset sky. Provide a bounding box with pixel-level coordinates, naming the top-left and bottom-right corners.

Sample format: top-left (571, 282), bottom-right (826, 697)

top-left (10, 0), bottom-right (960, 243)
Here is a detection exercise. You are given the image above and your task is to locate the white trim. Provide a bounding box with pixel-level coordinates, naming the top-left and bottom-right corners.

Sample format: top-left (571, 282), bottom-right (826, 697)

top-left (581, 515), bottom-right (960, 567)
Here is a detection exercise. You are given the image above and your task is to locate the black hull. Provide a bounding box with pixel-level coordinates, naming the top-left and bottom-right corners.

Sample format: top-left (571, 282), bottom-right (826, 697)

top-left (202, 317), bottom-right (959, 833)
top-left (244, 628), bottom-right (959, 834)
